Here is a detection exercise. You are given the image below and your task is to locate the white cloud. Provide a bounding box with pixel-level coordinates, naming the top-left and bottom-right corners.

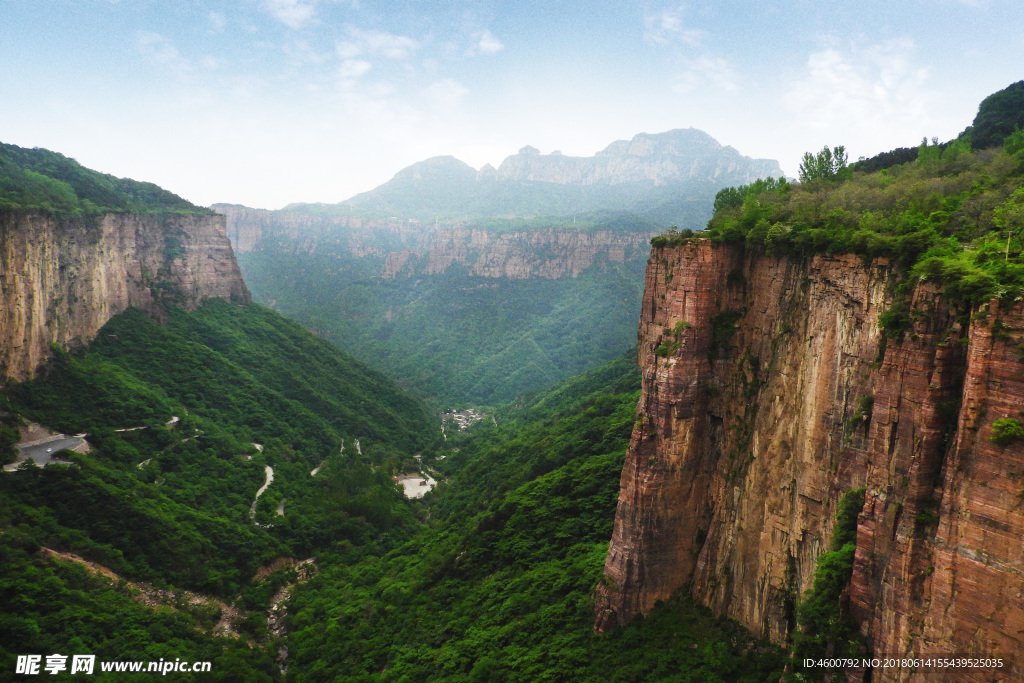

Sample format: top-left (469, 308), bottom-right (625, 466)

top-left (423, 79), bottom-right (469, 111)
top-left (645, 6), bottom-right (704, 47)
top-left (784, 38), bottom-right (933, 148)
top-left (672, 55), bottom-right (738, 92)
top-left (475, 30), bottom-right (504, 55)
top-left (263, 0), bottom-right (319, 30)
top-left (337, 26), bottom-right (419, 60)
top-left (136, 32), bottom-right (190, 73)
top-left (338, 58), bottom-right (372, 82)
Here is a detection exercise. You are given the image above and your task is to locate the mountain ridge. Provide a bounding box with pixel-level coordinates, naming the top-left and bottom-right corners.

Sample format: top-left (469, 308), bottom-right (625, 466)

top-left (339, 128), bottom-right (782, 224)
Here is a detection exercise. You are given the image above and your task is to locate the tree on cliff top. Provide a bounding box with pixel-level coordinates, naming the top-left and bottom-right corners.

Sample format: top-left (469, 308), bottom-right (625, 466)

top-left (969, 80), bottom-right (1024, 150)
top-left (798, 145), bottom-right (850, 183)
top-left (0, 141), bottom-right (208, 216)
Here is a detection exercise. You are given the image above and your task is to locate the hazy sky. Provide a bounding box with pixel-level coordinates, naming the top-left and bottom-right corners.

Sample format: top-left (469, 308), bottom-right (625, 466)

top-left (2, 0), bottom-right (1022, 209)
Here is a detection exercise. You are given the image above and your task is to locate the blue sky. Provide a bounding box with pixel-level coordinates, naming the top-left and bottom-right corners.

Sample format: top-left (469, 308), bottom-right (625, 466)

top-left (2, 0), bottom-right (1022, 209)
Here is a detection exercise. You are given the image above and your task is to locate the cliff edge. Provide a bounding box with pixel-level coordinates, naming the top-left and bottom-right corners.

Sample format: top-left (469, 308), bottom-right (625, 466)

top-left (0, 211), bottom-right (250, 383)
top-left (595, 239), bottom-right (1024, 681)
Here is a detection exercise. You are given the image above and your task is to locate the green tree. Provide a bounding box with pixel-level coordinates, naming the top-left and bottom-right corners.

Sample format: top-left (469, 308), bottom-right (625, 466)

top-left (798, 145), bottom-right (849, 183)
top-left (969, 80), bottom-right (1024, 149)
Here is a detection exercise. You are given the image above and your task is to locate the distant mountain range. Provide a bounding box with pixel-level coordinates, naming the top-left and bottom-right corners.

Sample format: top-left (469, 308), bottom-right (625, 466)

top-left (292, 128), bottom-right (782, 229)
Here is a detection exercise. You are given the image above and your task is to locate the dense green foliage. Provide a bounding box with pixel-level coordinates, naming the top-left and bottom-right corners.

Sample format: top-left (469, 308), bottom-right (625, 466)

top-left (791, 487), bottom-right (867, 679)
top-left (284, 351), bottom-right (786, 681)
top-left (0, 141), bottom-right (208, 215)
top-left (1, 301), bottom-right (440, 676)
top-left (239, 243), bottom-right (648, 405)
top-left (713, 177), bottom-right (791, 213)
top-left (11, 303), bottom-right (434, 454)
top-left (700, 139), bottom-right (1024, 307)
top-left (798, 146), bottom-right (850, 183)
top-left (850, 146), bottom-right (919, 174)
top-left (990, 417), bottom-right (1024, 446)
top-left (0, 533), bottom-right (278, 681)
top-left (969, 80), bottom-right (1024, 150)
top-left (0, 411), bottom-right (20, 465)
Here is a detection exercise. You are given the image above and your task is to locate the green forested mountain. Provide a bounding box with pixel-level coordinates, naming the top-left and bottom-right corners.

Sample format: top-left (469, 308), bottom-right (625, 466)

top-left (283, 351), bottom-right (786, 681)
top-left (0, 141), bottom-right (208, 215)
top-left (340, 129), bottom-right (782, 227)
top-left (1, 300), bottom-right (439, 679)
top-left (2, 327), bottom-right (785, 681)
top-left (219, 127), bottom-right (782, 408)
top-left (238, 245), bottom-right (648, 405)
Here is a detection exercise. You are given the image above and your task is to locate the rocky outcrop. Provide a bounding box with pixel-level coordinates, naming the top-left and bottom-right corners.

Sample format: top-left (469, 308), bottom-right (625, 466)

top-left (0, 211), bottom-right (249, 383)
top-left (595, 239), bottom-right (1024, 681)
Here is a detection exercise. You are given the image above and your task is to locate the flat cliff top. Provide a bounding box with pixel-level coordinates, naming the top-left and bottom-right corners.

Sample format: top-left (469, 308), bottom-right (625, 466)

top-left (685, 140), bottom-right (1024, 310)
top-left (0, 140), bottom-right (210, 216)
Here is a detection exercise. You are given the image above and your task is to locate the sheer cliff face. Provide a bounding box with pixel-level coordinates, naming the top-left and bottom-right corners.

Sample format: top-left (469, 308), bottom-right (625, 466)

top-left (595, 240), bottom-right (1024, 680)
top-left (383, 228), bottom-right (651, 279)
top-left (0, 211), bottom-right (249, 383)
top-left (216, 206), bottom-right (653, 280)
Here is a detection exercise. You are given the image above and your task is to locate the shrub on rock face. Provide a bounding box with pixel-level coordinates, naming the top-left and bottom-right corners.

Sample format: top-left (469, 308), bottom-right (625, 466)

top-left (990, 417), bottom-right (1024, 447)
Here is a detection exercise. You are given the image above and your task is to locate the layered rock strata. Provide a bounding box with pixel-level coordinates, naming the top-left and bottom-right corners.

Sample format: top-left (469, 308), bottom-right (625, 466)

top-left (216, 206), bottom-right (653, 281)
top-left (383, 228), bottom-right (651, 279)
top-left (0, 211), bottom-right (249, 383)
top-left (595, 239), bottom-right (1024, 682)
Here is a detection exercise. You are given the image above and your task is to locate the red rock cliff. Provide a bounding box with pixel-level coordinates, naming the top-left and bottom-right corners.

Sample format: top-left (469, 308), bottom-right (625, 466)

top-left (0, 211), bottom-right (250, 383)
top-left (595, 239), bottom-right (1024, 681)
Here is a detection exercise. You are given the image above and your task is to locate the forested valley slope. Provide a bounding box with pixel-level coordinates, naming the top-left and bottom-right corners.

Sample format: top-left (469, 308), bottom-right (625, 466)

top-left (4, 80), bottom-right (1024, 683)
top-left (0, 138), bottom-right (785, 682)
top-left (216, 128), bottom-right (781, 405)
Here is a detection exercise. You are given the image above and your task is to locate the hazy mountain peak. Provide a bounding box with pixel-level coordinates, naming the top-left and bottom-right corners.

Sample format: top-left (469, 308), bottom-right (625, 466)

top-left (597, 128), bottom-right (720, 158)
top-left (391, 155), bottom-right (477, 182)
top-left (343, 127), bottom-right (782, 224)
top-left (493, 128), bottom-right (780, 186)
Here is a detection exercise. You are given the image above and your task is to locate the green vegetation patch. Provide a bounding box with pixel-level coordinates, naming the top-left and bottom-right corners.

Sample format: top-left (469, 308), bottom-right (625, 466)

top-left (0, 141), bottom-right (208, 216)
top-left (990, 417), bottom-right (1024, 446)
top-left (285, 352), bottom-right (786, 681)
top-left (695, 134), bottom-right (1024, 309)
top-left (791, 487), bottom-right (867, 679)
top-left (238, 250), bottom-right (648, 405)
top-left (0, 533), bottom-right (278, 681)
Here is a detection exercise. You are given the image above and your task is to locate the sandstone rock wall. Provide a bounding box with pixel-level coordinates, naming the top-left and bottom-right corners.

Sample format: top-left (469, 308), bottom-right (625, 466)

top-left (217, 205), bottom-right (426, 257)
top-left (0, 211), bottom-right (249, 383)
top-left (217, 206), bottom-right (653, 281)
top-left (398, 228), bottom-right (650, 279)
top-left (595, 239), bottom-right (1024, 681)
